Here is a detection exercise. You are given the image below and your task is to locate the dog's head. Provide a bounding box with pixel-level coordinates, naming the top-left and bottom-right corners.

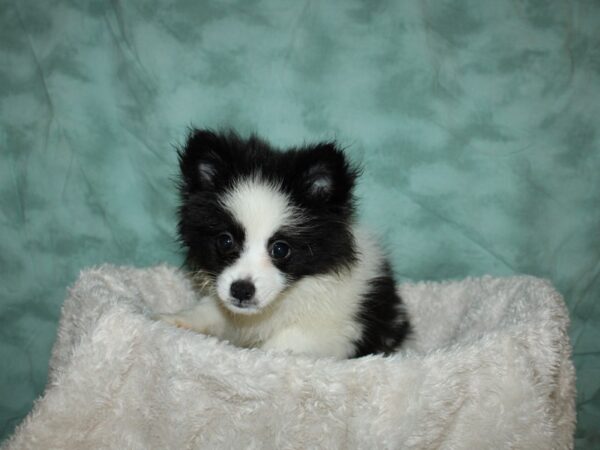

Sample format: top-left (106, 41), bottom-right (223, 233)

top-left (177, 129), bottom-right (359, 314)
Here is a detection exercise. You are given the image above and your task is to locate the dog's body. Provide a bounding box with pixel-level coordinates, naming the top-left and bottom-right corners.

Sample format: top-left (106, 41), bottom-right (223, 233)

top-left (159, 129), bottom-right (410, 359)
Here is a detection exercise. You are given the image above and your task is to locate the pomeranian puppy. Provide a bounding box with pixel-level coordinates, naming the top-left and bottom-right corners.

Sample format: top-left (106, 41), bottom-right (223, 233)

top-left (158, 129), bottom-right (410, 358)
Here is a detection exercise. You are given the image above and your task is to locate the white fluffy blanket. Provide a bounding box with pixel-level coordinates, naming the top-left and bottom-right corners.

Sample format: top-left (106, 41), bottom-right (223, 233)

top-left (4, 266), bottom-right (576, 449)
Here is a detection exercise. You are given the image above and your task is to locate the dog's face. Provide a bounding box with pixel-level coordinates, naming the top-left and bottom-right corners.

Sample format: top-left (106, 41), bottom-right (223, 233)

top-left (178, 130), bottom-right (358, 315)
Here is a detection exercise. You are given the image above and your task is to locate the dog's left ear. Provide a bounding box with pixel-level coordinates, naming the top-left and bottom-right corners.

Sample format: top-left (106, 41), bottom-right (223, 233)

top-left (296, 143), bottom-right (359, 206)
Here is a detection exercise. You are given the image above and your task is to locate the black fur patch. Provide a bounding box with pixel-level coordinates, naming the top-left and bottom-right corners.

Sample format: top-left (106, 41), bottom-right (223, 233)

top-left (178, 194), bottom-right (246, 279)
top-left (352, 262), bottom-right (411, 358)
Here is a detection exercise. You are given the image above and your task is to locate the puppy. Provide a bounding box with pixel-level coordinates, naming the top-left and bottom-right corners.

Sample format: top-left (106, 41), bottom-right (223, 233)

top-left (158, 129), bottom-right (410, 358)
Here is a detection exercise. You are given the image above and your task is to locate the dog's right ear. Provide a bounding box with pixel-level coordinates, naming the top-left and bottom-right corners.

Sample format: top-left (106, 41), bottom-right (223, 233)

top-left (178, 129), bottom-right (229, 192)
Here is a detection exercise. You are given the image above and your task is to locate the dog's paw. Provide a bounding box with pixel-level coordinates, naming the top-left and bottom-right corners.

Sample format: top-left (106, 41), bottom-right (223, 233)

top-left (154, 313), bottom-right (194, 330)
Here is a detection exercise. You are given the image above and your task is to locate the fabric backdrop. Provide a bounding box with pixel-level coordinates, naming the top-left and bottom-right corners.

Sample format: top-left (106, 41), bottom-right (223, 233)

top-left (1, 1), bottom-right (598, 447)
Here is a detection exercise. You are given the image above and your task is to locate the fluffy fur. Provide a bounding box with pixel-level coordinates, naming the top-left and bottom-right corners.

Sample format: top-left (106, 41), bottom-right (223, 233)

top-left (3, 266), bottom-right (576, 449)
top-left (159, 129), bottom-right (410, 358)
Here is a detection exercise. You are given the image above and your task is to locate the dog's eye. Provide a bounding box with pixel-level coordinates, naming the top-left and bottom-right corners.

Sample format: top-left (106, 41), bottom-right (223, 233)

top-left (216, 232), bottom-right (235, 253)
top-left (270, 241), bottom-right (291, 260)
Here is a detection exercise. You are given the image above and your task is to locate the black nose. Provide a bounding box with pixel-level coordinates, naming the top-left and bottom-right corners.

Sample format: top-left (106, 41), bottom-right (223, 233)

top-left (230, 280), bottom-right (256, 302)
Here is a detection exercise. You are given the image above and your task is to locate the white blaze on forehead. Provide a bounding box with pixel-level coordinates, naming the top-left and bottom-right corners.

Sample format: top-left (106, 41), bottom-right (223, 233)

top-left (216, 177), bottom-right (297, 311)
top-left (222, 178), bottom-right (298, 241)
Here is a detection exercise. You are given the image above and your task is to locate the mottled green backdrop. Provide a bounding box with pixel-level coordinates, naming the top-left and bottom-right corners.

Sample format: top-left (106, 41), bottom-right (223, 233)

top-left (1, 0), bottom-right (599, 447)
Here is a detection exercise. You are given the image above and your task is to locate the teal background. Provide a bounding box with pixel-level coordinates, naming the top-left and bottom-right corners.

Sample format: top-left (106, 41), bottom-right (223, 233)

top-left (1, 0), bottom-right (598, 447)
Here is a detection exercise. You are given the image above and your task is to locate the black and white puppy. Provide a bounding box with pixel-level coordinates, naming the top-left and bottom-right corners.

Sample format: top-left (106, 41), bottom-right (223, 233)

top-left (159, 129), bottom-right (410, 358)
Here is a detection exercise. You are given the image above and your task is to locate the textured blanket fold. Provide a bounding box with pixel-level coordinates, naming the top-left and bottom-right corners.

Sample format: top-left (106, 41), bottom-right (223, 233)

top-left (4, 266), bottom-right (575, 449)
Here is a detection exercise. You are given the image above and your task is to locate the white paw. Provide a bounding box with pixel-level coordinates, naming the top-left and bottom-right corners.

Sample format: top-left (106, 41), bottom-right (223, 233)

top-left (154, 313), bottom-right (194, 330)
